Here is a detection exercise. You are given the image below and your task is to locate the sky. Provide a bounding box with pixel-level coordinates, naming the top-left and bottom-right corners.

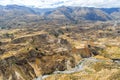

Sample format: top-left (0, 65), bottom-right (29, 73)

top-left (0, 0), bottom-right (120, 8)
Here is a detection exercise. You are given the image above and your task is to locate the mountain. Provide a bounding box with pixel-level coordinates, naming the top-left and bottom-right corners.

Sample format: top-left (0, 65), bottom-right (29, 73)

top-left (43, 6), bottom-right (113, 21)
top-left (0, 5), bottom-right (45, 28)
top-left (0, 5), bottom-right (120, 28)
top-left (101, 8), bottom-right (120, 20)
top-left (0, 5), bottom-right (120, 80)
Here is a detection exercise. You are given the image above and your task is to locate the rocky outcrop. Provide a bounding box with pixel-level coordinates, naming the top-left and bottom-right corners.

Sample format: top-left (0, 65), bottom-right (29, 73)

top-left (0, 48), bottom-right (5, 55)
top-left (71, 44), bottom-right (100, 58)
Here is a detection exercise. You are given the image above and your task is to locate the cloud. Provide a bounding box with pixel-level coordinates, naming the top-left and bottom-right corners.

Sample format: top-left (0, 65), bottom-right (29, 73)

top-left (0, 0), bottom-right (120, 8)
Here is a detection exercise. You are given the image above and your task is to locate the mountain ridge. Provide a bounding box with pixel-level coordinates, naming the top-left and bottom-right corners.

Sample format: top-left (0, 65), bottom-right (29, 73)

top-left (0, 5), bottom-right (120, 28)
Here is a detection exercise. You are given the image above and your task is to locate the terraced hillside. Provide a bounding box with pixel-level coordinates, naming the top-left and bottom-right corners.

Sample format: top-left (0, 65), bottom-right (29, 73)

top-left (0, 22), bottom-right (120, 80)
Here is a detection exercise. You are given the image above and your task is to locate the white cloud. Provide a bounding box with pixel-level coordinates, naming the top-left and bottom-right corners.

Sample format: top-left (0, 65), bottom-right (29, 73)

top-left (0, 0), bottom-right (120, 8)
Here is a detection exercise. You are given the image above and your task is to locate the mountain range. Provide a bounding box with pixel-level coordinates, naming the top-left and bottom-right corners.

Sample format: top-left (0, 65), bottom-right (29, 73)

top-left (0, 5), bottom-right (120, 28)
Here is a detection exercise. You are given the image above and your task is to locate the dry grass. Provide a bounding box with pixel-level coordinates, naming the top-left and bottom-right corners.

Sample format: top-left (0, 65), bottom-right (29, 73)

top-left (100, 46), bottom-right (120, 59)
top-left (45, 68), bottom-right (119, 80)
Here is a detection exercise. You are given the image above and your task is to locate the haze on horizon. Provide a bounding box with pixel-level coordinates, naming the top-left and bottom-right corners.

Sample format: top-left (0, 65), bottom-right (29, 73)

top-left (0, 0), bottom-right (120, 8)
